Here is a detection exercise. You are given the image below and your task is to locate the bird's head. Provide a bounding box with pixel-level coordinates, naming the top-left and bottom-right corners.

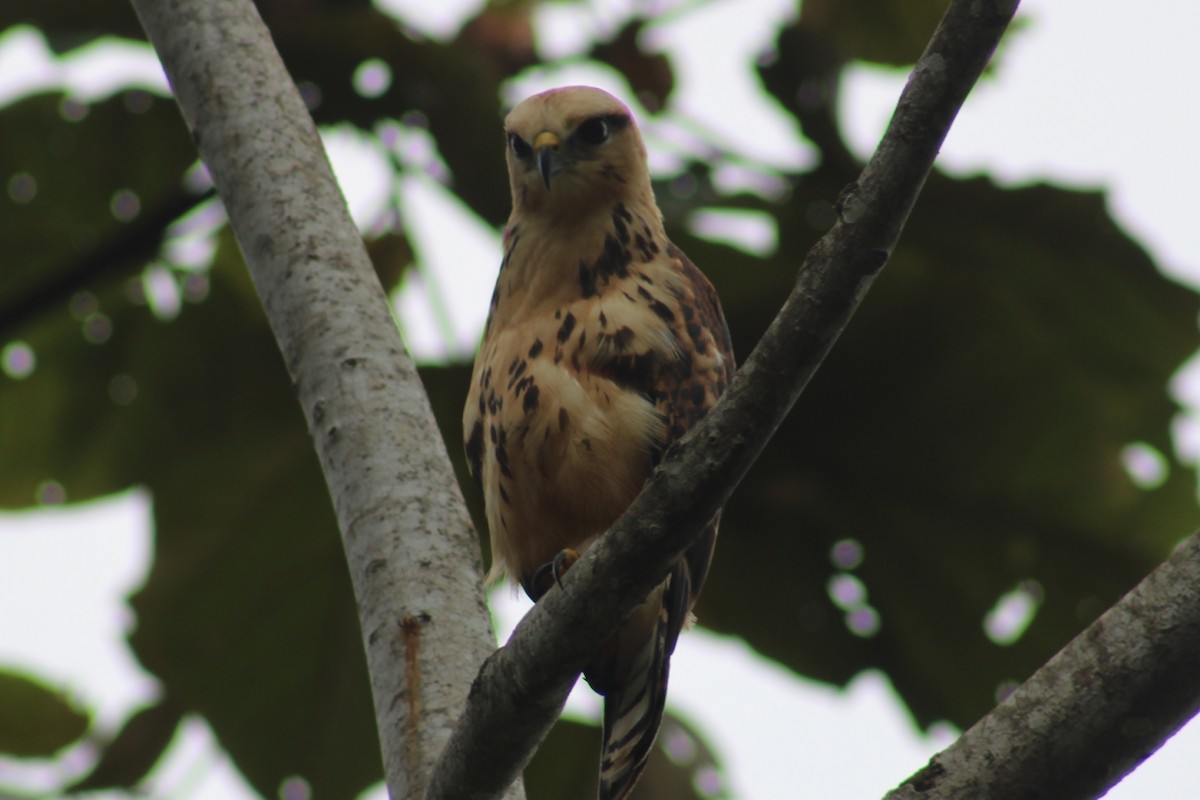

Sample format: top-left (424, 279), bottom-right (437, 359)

top-left (503, 86), bottom-right (654, 219)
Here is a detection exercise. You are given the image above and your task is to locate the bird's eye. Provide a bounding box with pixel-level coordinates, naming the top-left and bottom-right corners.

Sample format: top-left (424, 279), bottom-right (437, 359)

top-left (508, 132), bottom-right (532, 160)
top-left (576, 116), bottom-right (610, 146)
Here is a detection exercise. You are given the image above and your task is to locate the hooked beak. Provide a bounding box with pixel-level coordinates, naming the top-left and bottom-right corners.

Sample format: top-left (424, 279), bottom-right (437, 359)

top-left (533, 131), bottom-right (562, 189)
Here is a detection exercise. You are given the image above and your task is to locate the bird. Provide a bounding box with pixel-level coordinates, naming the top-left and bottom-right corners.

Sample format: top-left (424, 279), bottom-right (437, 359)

top-left (463, 85), bottom-right (735, 800)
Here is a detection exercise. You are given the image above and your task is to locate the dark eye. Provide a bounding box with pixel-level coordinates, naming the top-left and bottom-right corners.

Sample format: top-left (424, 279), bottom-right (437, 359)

top-left (576, 116), bottom-right (610, 146)
top-left (508, 132), bottom-right (532, 159)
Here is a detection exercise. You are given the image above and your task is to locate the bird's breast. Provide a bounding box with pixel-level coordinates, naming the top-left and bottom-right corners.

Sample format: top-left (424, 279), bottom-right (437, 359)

top-left (465, 288), bottom-right (678, 587)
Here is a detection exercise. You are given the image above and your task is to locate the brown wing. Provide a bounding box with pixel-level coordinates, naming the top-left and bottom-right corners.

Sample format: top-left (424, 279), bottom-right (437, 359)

top-left (657, 241), bottom-right (735, 603)
top-left (589, 241), bottom-right (734, 800)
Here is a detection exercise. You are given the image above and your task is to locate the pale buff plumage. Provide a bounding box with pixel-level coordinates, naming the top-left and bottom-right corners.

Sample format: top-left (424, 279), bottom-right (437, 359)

top-left (463, 86), bottom-right (734, 800)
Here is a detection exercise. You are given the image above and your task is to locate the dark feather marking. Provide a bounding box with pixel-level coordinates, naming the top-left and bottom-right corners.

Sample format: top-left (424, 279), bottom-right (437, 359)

top-left (465, 421), bottom-right (484, 491)
top-left (579, 260), bottom-right (597, 298)
top-left (612, 205), bottom-right (630, 245)
top-left (594, 353), bottom-right (656, 399)
top-left (523, 384), bottom-right (540, 414)
top-left (593, 233), bottom-right (632, 282)
top-left (494, 443), bottom-right (512, 479)
top-left (557, 312), bottom-right (576, 342)
top-left (507, 359), bottom-right (527, 389)
top-left (633, 232), bottom-right (658, 260)
top-left (667, 242), bottom-right (735, 378)
top-left (528, 339), bottom-right (543, 358)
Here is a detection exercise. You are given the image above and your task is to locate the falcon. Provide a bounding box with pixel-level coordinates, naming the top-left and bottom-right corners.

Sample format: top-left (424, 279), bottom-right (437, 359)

top-left (463, 85), bottom-right (735, 800)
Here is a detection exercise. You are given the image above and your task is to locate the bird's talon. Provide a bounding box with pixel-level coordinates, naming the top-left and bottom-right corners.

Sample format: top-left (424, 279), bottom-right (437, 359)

top-left (527, 547), bottom-right (580, 600)
top-left (552, 547), bottom-right (580, 589)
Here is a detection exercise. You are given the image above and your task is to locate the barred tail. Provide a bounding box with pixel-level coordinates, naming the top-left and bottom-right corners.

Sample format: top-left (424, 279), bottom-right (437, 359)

top-left (588, 562), bottom-right (691, 800)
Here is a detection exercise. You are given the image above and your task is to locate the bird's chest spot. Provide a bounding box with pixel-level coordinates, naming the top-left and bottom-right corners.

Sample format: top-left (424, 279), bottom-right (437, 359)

top-left (479, 308), bottom-right (662, 482)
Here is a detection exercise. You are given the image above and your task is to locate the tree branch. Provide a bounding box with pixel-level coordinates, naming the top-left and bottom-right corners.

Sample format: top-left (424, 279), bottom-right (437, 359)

top-left (887, 530), bottom-right (1200, 800)
top-left (426, 0), bottom-right (1021, 797)
top-left (127, 1), bottom-right (519, 798)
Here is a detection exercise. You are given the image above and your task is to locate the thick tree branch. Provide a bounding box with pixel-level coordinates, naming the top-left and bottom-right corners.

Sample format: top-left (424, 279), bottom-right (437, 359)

top-left (128, 1), bottom-right (519, 798)
top-left (426, 0), bottom-right (1021, 797)
top-left (887, 530), bottom-right (1200, 800)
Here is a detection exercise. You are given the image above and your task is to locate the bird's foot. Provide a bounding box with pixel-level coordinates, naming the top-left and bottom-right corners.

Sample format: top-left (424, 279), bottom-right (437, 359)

top-left (527, 547), bottom-right (580, 601)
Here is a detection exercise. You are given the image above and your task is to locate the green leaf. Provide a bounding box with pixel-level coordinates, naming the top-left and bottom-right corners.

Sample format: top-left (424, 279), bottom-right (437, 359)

top-left (0, 669), bottom-right (89, 757)
top-left (68, 702), bottom-right (183, 792)
top-left (685, 171), bottom-right (1200, 728)
top-left (800, 0), bottom-right (955, 66)
top-left (122, 260), bottom-right (380, 798)
top-left (0, 247), bottom-right (380, 795)
top-left (0, 90), bottom-right (200, 345)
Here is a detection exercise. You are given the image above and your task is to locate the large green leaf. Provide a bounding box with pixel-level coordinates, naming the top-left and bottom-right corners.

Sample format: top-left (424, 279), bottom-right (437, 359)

top-left (68, 702), bottom-right (183, 792)
top-left (0, 245), bottom-right (379, 796)
top-left (1, 0), bottom-right (514, 226)
top-left (800, 0), bottom-right (954, 67)
top-left (686, 171), bottom-right (1199, 727)
top-left (123, 263), bottom-right (379, 798)
top-left (0, 90), bottom-right (200, 346)
top-left (0, 669), bottom-right (89, 757)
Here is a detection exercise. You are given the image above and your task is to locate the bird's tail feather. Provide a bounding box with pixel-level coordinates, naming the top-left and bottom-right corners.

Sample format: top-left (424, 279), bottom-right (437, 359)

top-left (589, 564), bottom-right (690, 800)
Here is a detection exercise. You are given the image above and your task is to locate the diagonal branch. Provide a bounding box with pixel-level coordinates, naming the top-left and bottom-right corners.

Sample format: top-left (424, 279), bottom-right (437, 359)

top-left (886, 530), bottom-right (1200, 800)
top-left (425, 0), bottom-right (1022, 797)
top-left (127, 1), bottom-right (520, 798)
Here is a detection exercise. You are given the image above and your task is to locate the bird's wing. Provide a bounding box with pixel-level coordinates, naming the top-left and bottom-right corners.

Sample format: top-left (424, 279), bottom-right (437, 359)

top-left (589, 240), bottom-right (735, 800)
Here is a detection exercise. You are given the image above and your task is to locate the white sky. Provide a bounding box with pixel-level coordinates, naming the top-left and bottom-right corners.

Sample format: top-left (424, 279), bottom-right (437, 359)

top-left (2, 0), bottom-right (1200, 797)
